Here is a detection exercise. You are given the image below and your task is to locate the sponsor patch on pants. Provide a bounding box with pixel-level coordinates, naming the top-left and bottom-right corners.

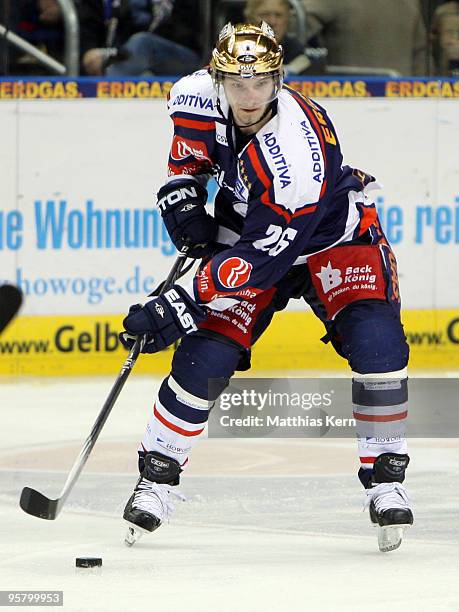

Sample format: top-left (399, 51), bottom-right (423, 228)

top-left (308, 244), bottom-right (387, 319)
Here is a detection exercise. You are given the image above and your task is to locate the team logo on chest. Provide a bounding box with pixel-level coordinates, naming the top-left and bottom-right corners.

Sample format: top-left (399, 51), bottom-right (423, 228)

top-left (218, 257), bottom-right (253, 288)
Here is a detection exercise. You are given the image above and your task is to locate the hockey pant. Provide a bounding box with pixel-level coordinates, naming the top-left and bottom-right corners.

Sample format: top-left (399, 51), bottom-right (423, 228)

top-left (138, 237), bottom-right (409, 485)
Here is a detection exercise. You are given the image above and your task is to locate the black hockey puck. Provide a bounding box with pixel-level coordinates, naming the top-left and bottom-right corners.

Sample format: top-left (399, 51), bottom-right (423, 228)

top-left (75, 557), bottom-right (102, 568)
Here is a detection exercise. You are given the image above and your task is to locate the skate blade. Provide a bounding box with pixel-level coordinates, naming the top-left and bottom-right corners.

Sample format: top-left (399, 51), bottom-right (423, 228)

top-left (378, 524), bottom-right (411, 552)
top-left (124, 521), bottom-right (149, 547)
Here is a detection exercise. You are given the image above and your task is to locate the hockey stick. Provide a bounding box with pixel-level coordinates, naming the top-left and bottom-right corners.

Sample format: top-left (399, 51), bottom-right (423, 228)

top-left (19, 248), bottom-right (189, 520)
top-left (0, 284), bottom-right (23, 335)
top-left (148, 258), bottom-right (195, 297)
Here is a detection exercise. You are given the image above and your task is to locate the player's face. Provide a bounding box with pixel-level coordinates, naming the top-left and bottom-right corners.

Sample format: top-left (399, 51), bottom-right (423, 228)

top-left (223, 74), bottom-right (276, 128)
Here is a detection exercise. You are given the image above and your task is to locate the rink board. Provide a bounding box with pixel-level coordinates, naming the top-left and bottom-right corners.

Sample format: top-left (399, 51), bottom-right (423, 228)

top-left (0, 308), bottom-right (457, 375)
top-left (0, 80), bottom-right (458, 375)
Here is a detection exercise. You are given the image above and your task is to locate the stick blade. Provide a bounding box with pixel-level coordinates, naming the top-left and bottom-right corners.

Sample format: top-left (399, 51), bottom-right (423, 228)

top-left (0, 284), bottom-right (23, 334)
top-left (20, 487), bottom-right (59, 520)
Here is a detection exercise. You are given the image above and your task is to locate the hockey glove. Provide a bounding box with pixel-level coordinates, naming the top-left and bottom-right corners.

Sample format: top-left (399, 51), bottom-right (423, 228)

top-left (157, 179), bottom-right (217, 259)
top-left (119, 285), bottom-right (206, 354)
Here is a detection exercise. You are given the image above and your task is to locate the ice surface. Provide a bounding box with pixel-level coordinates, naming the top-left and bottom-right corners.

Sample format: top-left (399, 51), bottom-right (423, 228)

top-left (1, 376), bottom-right (459, 612)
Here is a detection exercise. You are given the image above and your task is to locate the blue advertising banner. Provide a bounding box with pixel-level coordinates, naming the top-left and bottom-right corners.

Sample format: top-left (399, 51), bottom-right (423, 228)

top-left (0, 76), bottom-right (458, 100)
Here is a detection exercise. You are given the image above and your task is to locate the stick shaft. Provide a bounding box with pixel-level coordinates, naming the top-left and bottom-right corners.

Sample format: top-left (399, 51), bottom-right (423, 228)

top-left (20, 249), bottom-right (189, 519)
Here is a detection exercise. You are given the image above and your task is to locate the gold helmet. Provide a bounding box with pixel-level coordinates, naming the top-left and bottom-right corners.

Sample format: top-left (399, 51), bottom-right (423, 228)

top-left (210, 22), bottom-right (284, 79)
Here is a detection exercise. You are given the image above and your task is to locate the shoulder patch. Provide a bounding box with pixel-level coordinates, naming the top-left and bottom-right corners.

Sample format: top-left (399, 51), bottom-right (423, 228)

top-left (168, 72), bottom-right (217, 118)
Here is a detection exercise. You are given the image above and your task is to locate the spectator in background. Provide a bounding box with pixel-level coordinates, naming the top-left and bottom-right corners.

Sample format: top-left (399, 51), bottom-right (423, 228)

top-left (419, 0), bottom-right (447, 27)
top-left (78, 0), bottom-right (200, 76)
top-left (302, 0), bottom-right (432, 75)
top-left (431, 1), bottom-right (459, 75)
top-left (244, 0), bottom-right (327, 74)
top-left (35, 0), bottom-right (61, 25)
top-left (1, 0), bottom-right (64, 74)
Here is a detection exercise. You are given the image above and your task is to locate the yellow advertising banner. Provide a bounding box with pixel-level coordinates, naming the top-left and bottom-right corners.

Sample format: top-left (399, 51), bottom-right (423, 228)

top-left (1, 309), bottom-right (458, 376)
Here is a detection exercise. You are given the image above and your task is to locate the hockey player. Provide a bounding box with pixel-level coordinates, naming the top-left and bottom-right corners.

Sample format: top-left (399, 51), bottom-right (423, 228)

top-left (120, 22), bottom-right (413, 552)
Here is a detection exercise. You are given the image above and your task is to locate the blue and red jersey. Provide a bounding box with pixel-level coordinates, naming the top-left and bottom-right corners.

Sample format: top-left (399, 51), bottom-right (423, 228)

top-left (165, 70), bottom-right (379, 310)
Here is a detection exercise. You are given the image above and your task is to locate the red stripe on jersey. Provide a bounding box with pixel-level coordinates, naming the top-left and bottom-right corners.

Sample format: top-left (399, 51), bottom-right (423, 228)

top-left (247, 144), bottom-right (293, 222)
top-left (358, 206), bottom-right (378, 236)
top-left (353, 410), bottom-right (408, 422)
top-left (154, 405), bottom-right (205, 437)
top-left (247, 143), bottom-right (270, 189)
top-left (261, 192), bottom-right (293, 222)
top-left (319, 178), bottom-right (328, 200)
top-left (168, 160), bottom-right (209, 176)
top-left (174, 116), bottom-right (215, 131)
top-left (292, 203), bottom-right (318, 218)
top-left (289, 90), bottom-right (327, 167)
top-left (168, 161), bottom-right (181, 173)
top-left (359, 456), bottom-right (377, 464)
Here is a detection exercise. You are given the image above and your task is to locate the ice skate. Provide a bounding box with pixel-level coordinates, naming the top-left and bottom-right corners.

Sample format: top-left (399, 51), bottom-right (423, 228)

top-left (123, 451), bottom-right (184, 546)
top-left (364, 453), bottom-right (413, 552)
top-left (365, 481), bottom-right (413, 552)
